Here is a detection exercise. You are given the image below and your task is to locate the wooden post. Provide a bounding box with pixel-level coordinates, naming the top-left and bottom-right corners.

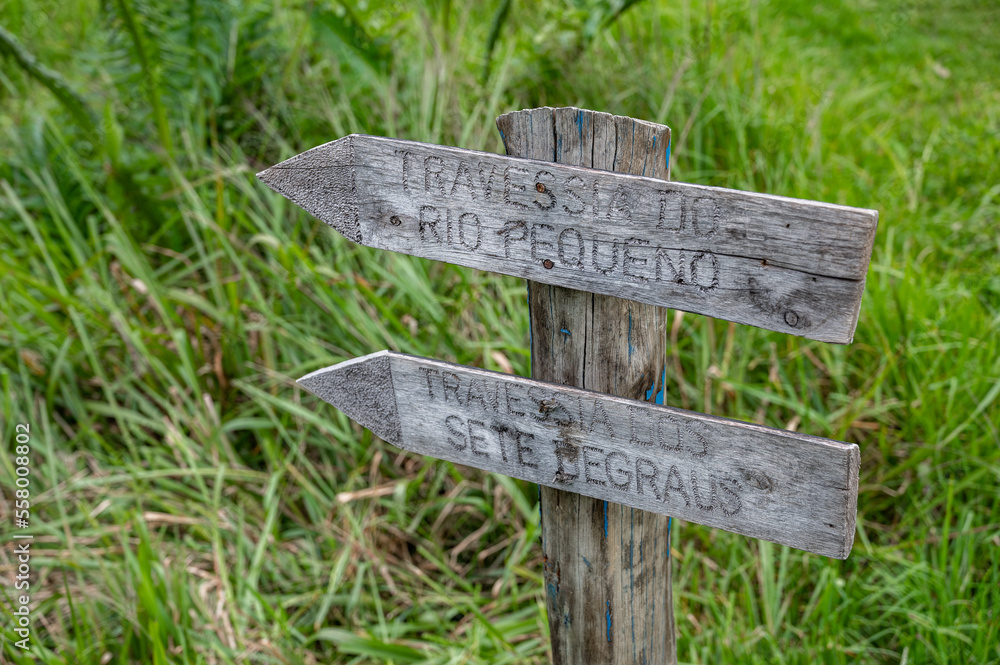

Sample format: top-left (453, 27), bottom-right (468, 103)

top-left (497, 107), bottom-right (676, 665)
top-left (263, 104), bottom-right (873, 663)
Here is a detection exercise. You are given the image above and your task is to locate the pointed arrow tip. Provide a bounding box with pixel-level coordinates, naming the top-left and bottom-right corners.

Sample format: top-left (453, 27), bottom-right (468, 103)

top-left (255, 137), bottom-right (362, 243)
top-left (255, 165), bottom-right (277, 186)
top-left (298, 351), bottom-right (402, 446)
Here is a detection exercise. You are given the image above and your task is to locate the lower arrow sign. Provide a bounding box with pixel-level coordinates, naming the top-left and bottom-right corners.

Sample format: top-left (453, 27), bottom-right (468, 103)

top-left (300, 351), bottom-right (859, 559)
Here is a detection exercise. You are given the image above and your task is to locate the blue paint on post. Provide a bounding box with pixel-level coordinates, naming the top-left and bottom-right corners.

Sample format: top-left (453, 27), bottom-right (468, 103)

top-left (582, 556), bottom-right (591, 569)
top-left (606, 600), bottom-right (612, 641)
top-left (627, 310), bottom-right (635, 359)
top-left (560, 327), bottom-right (571, 336)
top-left (666, 516), bottom-right (672, 559)
top-left (645, 367), bottom-right (667, 403)
top-left (603, 501), bottom-right (608, 538)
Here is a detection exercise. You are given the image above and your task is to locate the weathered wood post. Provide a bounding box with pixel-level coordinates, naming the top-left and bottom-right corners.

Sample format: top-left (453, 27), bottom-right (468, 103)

top-left (496, 107), bottom-right (675, 664)
top-left (257, 105), bottom-right (876, 664)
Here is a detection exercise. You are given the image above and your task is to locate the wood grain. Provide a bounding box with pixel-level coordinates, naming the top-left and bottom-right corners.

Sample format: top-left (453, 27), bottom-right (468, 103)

top-left (501, 106), bottom-right (674, 665)
top-left (298, 350), bottom-right (861, 560)
top-left (258, 129), bottom-right (878, 344)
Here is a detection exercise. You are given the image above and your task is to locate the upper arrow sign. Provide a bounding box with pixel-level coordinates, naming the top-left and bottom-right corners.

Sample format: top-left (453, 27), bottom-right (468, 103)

top-left (299, 351), bottom-right (859, 559)
top-left (259, 135), bottom-right (878, 343)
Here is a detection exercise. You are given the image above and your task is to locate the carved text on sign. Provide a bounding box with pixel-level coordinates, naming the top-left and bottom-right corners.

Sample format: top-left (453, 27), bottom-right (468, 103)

top-left (298, 351), bottom-right (860, 559)
top-left (258, 135), bottom-right (878, 343)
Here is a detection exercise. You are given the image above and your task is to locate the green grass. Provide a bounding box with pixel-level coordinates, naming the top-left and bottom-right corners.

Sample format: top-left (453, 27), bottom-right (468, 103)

top-left (0, 0), bottom-right (998, 663)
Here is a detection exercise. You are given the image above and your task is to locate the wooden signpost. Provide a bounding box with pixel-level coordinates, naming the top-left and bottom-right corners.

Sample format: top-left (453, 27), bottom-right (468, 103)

top-left (500, 108), bottom-right (676, 662)
top-left (259, 106), bottom-right (878, 664)
top-left (500, 108), bottom-right (675, 663)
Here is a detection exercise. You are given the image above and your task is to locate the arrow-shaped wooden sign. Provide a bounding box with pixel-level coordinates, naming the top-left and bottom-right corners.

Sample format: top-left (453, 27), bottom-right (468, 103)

top-left (258, 135), bottom-right (878, 344)
top-left (299, 351), bottom-right (859, 559)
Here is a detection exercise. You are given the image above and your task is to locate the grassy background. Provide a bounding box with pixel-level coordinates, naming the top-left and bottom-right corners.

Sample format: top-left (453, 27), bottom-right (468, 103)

top-left (1, 0), bottom-right (998, 662)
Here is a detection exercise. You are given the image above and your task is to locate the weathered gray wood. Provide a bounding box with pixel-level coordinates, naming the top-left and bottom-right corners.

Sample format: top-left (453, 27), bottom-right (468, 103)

top-left (298, 350), bottom-right (860, 560)
top-left (257, 131), bottom-right (878, 344)
top-left (501, 106), bottom-right (675, 665)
